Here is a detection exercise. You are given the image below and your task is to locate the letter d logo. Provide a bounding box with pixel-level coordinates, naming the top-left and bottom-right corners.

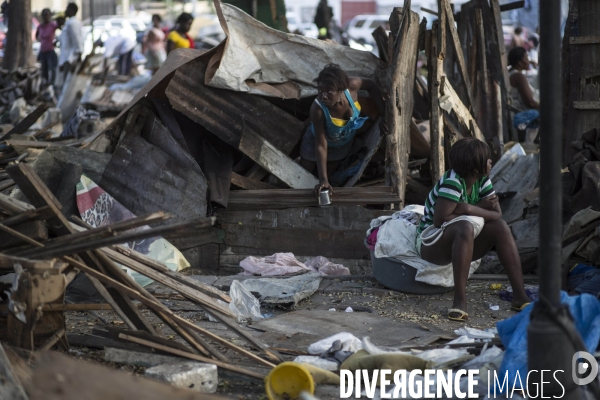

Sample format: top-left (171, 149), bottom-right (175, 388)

top-left (572, 351), bottom-right (599, 386)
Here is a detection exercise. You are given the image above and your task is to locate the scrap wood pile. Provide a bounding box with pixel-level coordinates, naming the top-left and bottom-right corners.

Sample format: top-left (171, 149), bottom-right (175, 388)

top-left (0, 162), bottom-right (284, 397)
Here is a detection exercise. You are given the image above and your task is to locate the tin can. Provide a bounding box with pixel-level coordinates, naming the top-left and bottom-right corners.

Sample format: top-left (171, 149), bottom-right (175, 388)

top-left (319, 189), bottom-right (331, 206)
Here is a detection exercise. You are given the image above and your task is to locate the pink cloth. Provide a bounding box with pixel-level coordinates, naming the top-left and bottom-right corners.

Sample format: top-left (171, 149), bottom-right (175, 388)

top-left (366, 227), bottom-right (380, 250)
top-left (37, 21), bottom-right (57, 52)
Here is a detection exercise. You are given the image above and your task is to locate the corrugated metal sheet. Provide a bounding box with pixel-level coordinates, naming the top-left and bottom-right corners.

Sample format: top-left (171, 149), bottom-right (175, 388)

top-left (99, 109), bottom-right (208, 224)
top-left (165, 57), bottom-right (305, 155)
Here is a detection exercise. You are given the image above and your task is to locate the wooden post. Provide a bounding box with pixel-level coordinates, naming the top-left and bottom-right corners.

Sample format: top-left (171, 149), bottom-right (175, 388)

top-left (429, 23), bottom-right (445, 184)
top-left (439, 0), bottom-right (477, 116)
top-left (384, 2), bottom-right (421, 207)
top-left (490, 0), bottom-right (516, 143)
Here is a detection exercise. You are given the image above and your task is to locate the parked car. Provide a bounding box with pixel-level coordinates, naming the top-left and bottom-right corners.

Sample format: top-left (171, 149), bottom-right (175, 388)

top-left (286, 12), bottom-right (300, 34)
top-left (92, 16), bottom-right (144, 43)
top-left (344, 14), bottom-right (389, 45)
top-left (298, 22), bottom-right (319, 39)
top-left (0, 17), bottom-right (40, 50)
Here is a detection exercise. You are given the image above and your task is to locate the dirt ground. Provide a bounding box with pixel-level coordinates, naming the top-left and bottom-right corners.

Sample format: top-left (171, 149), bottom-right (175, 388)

top-left (58, 274), bottom-right (536, 399)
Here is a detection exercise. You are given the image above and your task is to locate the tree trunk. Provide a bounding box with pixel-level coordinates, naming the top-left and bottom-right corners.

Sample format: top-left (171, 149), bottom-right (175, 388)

top-left (3, 0), bottom-right (33, 70)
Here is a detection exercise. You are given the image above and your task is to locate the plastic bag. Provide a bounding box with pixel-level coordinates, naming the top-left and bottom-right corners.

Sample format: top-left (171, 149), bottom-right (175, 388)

top-left (228, 280), bottom-right (264, 323)
top-left (308, 332), bottom-right (362, 355)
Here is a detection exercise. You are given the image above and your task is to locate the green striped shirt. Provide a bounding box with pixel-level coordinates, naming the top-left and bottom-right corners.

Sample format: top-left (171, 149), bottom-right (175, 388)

top-left (417, 170), bottom-right (495, 235)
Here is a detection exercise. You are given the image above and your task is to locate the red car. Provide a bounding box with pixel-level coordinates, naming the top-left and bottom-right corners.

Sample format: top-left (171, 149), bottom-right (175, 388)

top-left (0, 17), bottom-right (40, 49)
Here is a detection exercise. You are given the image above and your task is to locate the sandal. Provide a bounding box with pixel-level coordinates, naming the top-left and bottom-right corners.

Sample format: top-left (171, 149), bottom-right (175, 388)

top-left (448, 308), bottom-right (468, 322)
top-left (511, 302), bottom-right (531, 312)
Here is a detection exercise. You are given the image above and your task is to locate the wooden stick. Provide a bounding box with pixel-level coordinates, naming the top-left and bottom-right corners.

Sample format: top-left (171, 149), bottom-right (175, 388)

top-left (61, 254), bottom-right (276, 365)
top-left (102, 248), bottom-right (233, 317)
top-left (20, 212), bottom-right (170, 257)
top-left (440, 0), bottom-right (477, 116)
top-left (0, 206), bottom-right (53, 227)
top-left (112, 245), bottom-right (231, 302)
top-left (26, 217), bottom-right (215, 259)
top-left (39, 328), bottom-right (65, 352)
top-left (429, 22), bottom-right (445, 183)
top-left (118, 333), bottom-right (267, 380)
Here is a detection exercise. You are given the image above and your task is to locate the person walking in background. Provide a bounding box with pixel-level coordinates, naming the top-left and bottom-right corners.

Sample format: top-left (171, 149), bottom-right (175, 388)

top-left (143, 14), bottom-right (166, 74)
top-left (166, 13), bottom-right (195, 54)
top-left (510, 26), bottom-right (526, 50)
top-left (58, 3), bottom-right (84, 83)
top-left (36, 8), bottom-right (58, 86)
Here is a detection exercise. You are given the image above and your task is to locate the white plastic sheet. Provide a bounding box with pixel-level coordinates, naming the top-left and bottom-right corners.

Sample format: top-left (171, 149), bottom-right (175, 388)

top-left (209, 2), bottom-right (384, 99)
top-left (308, 332), bottom-right (363, 355)
top-left (228, 280), bottom-right (264, 323)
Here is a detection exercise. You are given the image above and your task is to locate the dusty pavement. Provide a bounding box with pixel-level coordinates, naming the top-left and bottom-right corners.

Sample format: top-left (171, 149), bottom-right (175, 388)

top-left (60, 273), bottom-right (537, 399)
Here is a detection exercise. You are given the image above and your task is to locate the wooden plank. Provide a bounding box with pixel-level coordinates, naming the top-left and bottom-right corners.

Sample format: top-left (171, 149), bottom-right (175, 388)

top-left (490, 0), bottom-right (515, 142)
top-left (222, 224), bottom-right (371, 259)
top-left (238, 127), bottom-right (318, 189)
top-left (119, 334), bottom-right (267, 380)
top-left (27, 218), bottom-right (215, 259)
top-left (570, 36), bottom-right (600, 45)
top-left (573, 101), bottom-right (600, 109)
top-left (231, 171), bottom-right (277, 190)
top-left (0, 220), bottom-right (47, 249)
top-left (1, 103), bottom-right (49, 140)
top-left (227, 187), bottom-right (400, 210)
top-left (112, 245), bottom-right (231, 302)
top-left (0, 343), bottom-right (27, 400)
top-left (440, 0), bottom-right (476, 115)
top-left (29, 352), bottom-right (230, 400)
top-left (429, 23), bottom-right (445, 184)
top-left (440, 79), bottom-right (485, 141)
top-left (385, 4), bottom-right (421, 205)
top-left (102, 247), bottom-right (235, 318)
top-left (475, 9), bottom-right (488, 95)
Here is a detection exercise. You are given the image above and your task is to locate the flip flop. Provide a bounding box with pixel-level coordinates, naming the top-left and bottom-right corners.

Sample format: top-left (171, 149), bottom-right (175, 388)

top-left (448, 308), bottom-right (468, 322)
top-left (511, 302), bottom-right (531, 312)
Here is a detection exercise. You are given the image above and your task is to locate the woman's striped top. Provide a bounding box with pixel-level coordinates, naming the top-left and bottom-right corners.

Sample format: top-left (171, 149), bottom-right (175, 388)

top-left (416, 170), bottom-right (495, 235)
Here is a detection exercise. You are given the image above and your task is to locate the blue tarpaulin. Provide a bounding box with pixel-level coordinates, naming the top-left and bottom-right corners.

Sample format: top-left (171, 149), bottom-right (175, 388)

top-left (496, 292), bottom-right (600, 391)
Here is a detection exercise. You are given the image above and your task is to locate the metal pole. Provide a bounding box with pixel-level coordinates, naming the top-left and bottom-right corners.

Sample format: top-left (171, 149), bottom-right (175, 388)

top-left (537, 0), bottom-right (561, 305)
top-left (527, 1), bottom-right (586, 399)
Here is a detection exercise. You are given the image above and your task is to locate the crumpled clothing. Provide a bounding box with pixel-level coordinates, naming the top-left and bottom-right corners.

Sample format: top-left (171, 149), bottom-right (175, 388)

top-left (366, 227), bottom-right (379, 251)
top-left (305, 255), bottom-right (350, 276)
top-left (499, 288), bottom-right (539, 303)
top-left (61, 106), bottom-right (100, 138)
top-left (366, 205), bottom-right (480, 287)
top-left (239, 253), bottom-right (350, 277)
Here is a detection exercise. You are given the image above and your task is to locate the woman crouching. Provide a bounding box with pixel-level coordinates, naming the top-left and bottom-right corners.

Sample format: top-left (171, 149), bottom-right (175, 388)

top-left (417, 138), bottom-right (530, 321)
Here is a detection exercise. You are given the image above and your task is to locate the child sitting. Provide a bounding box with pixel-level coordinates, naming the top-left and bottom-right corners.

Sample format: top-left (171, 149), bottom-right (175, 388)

top-left (417, 138), bottom-right (530, 321)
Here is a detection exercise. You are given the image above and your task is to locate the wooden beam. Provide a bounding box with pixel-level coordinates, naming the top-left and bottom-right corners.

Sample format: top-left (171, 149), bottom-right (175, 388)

top-left (101, 247), bottom-right (234, 318)
top-left (0, 103), bottom-right (49, 140)
top-left (385, 4), bottom-right (421, 205)
top-left (440, 0), bottom-right (477, 116)
top-left (490, 0), bottom-right (516, 142)
top-left (230, 171), bottom-right (277, 190)
top-left (573, 101), bottom-right (600, 109)
top-left (429, 23), bottom-right (445, 184)
top-left (227, 186), bottom-right (400, 210)
top-left (119, 334), bottom-right (266, 380)
top-left (570, 36), bottom-right (600, 45)
top-left (238, 126), bottom-right (318, 189)
top-left (439, 79), bottom-right (485, 141)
